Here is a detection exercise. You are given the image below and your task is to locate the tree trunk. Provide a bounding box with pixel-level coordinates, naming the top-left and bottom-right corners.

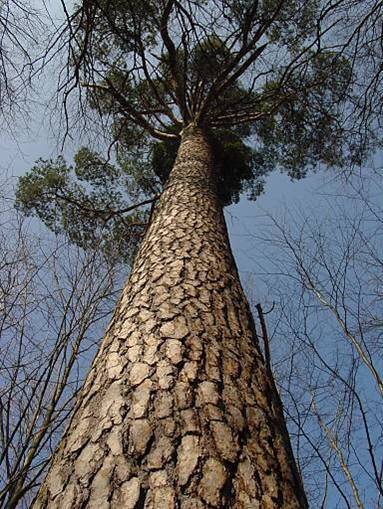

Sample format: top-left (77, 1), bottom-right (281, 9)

top-left (32, 126), bottom-right (308, 509)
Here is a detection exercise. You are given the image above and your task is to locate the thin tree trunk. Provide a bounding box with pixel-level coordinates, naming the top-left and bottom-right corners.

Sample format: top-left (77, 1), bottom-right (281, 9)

top-left (32, 126), bottom-right (308, 509)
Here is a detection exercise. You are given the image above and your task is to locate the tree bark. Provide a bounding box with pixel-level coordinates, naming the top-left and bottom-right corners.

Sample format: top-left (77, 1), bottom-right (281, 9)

top-left (32, 126), bottom-right (308, 509)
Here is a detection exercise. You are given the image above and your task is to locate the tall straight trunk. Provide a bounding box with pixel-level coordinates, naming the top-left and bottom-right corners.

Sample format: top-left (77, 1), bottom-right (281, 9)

top-left (33, 126), bottom-right (308, 509)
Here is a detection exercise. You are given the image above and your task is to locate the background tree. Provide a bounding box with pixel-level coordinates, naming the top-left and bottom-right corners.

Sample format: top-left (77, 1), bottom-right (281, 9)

top-left (0, 181), bottom-right (122, 509)
top-left (0, 0), bottom-right (48, 120)
top-left (246, 168), bottom-right (383, 508)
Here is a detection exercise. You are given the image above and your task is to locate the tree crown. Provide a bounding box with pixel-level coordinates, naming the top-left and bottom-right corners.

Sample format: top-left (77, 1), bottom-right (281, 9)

top-left (16, 0), bottom-right (377, 261)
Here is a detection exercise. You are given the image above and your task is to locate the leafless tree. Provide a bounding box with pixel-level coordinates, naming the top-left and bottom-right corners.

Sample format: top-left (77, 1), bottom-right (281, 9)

top-left (0, 0), bottom-right (45, 119)
top-left (0, 181), bottom-right (123, 508)
top-left (249, 169), bottom-right (383, 508)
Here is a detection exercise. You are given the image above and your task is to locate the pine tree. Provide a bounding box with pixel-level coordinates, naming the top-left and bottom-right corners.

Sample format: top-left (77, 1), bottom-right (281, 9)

top-left (22, 1), bottom-right (372, 507)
